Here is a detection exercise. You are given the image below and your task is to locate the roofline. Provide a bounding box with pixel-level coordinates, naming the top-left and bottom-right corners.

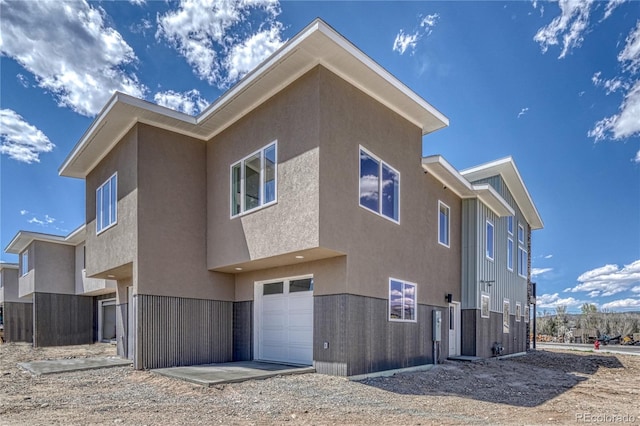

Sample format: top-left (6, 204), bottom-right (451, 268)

top-left (460, 156), bottom-right (544, 229)
top-left (4, 225), bottom-right (86, 254)
top-left (0, 262), bottom-right (18, 270)
top-left (421, 155), bottom-right (514, 217)
top-left (60, 18), bottom-right (448, 178)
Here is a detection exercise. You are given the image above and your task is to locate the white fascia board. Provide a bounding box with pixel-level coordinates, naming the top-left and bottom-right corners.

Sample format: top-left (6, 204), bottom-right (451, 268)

top-left (4, 231), bottom-right (71, 254)
top-left (0, 263), bottom-right (18, 271)
top-left (472, 184), bottom-right (515, 217)
top-left (421, 155), bottom-right (474, 198)
top-left (64, 224), bottom-right (87, 245)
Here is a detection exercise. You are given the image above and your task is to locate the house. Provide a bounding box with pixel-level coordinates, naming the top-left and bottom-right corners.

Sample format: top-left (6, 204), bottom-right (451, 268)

top-left (0, 262), bottom-right (33, 342)
top-left (58, 19), bottom-right (542, 375)
top-left (4, 226), bottom-right (116, 346)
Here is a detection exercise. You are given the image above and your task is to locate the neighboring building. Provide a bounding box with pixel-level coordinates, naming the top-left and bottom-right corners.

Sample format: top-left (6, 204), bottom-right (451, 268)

top-left (0, 262), bottom-right (33, 342)
top-left (56, 19), bottom-right (542, 374)
top-left (5, 226), bottom-right (116, 347)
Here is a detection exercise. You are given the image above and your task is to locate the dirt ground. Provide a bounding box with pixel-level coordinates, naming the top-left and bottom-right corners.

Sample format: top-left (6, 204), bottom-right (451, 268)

top-left (1, 343), bottom-right (639, 425)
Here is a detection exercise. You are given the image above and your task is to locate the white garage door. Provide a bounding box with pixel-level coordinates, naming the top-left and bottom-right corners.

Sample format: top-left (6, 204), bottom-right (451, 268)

top-left (256, 277), bottom-right (313, 365)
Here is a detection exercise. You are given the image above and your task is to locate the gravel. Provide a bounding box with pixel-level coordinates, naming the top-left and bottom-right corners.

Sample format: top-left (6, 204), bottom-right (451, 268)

top-left (1, 342), bottom-right (639, 425)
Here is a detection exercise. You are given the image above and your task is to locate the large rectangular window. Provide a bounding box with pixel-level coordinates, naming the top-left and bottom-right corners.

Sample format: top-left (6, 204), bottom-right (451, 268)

top-left (359, 147), bottom-right (399, 223)
top-left (96, 173), bottom-right (117, 234)
top-left (438, 201), bottom-right (450, 247)
top-left (389, 278), bottom-right (416, 322)
top-left (507, 238), bottom-right (514, 271)
top-left (21, 251), bottom-right (28, 276)
top-left (231, 142), bottom-right (277, 217)
top-left (518, 247), bottom-right (527, 278)
top-left (486, 220), bottom-right (494, 261)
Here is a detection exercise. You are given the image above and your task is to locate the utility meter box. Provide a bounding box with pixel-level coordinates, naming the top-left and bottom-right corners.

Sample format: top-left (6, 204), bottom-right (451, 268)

top-left (433, 310), bottom-right (442, 342)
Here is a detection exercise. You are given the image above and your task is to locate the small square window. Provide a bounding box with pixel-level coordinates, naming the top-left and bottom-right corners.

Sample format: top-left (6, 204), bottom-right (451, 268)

top-left (263, 282), bottom-right (283, 295)
top-left (231, 142), bottom-right (278, 217)
top-left (438, 201), bottom-right (450, 247)
top-left (507, 216), bottom-right (513, 235)
top-left (389, 278), bottom-right (416, 322)
top-left (289, 278), bottom-right (313, 293)
top-left (21, 251), bottom-right (29, 277)
top-left (518, 223), bottom-right (525, 245)
top-left (516, 302), bottom-right (522, 322)
top-left (486, 220), bottom-right (494, 261)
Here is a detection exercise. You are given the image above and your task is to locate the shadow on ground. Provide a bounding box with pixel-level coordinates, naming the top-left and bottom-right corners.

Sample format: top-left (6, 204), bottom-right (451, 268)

top-left (358, 350), bottom-right (624, 407)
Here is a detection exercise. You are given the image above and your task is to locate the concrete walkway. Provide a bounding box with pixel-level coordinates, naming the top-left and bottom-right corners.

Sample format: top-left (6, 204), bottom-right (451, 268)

top-left (152, 361), bottom-right (315, 387)
top-left (18, 357), bottom-right (133, 375)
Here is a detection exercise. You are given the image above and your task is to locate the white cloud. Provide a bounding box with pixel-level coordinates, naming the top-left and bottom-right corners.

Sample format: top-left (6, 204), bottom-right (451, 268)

top-left (517, 107), bottom-right (529, 118)
top-left (393, 13), bottom-right (439, 55)
top-left (601, 298), bottom-right (640, 311)
top-left (16, 73), bottom-right (29, 88)
top-left (0, 0), bottom-right (146, 116)
top-left (533, 0), bottom-right (594, 59)
top-left (565, 259), bottom-right (640, 296)
top-left (537, 292), bottom-right (585, 309)
top-left (588, 291), bottom-right (600, 298)
top-left (591, 71), bottom-right (626, 94)
top-left (28, 217), bottom-right (45, 226)
top-left (588, 80), bottom-right (640, 141)
top-left (634, 149), bottom-right (640, 164)
top-left (130, 0), bottom-right (146, 5)
top-left (544, 254), bottom-right (553, 259)
top-left (20, 210), bottom-right (28, 216)
top-left (0, 109), bottom-right (54, 164)
top-left (153, 89), bottom-right (209, 115)
top-left (631, 285), bottom-right (640, 293)
top-left (603, 0), bottom-right (626, 21)
top-left (531, 267), bottom-right (553, 277)
top-left (156, 0), bottom-right (284, 88)
top-left (618, 21), bottom-right (640, 74)
top-left (359, 175), bottom-right (379, 201)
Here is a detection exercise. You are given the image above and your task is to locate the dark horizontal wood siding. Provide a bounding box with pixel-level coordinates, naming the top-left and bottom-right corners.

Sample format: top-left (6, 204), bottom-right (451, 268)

top-left (463, 309), bottom-right (528, 358)
top-left (233, 301), bottom-right (252, 361)
top-left (137, 294), bottom-right (233, 369)
top-left (33, 293), bottom-right (94, 347)
top-left (314, 294), bottom-right (446, 376)
top-left (3, 302), bottom-right (33, 343)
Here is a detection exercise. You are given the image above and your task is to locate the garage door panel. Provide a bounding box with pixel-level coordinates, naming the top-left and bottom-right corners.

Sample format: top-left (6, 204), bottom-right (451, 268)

top-left (257, 279), bottom-right (313, 365)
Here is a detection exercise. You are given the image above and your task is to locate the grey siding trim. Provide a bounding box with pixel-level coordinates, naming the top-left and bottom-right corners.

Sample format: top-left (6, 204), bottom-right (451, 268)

top-left (33, 293), bottom-right (94, 347)
top-left (137, 295), bottom-right (233, 369)
top-left (314, 294), bottom-right (445, 377)
top-left (2, 302), bottom-right (33, 343)
top-left (462, 309), bottom-right (527, 358)
top-left (233, 301), bottom-right (253, 361)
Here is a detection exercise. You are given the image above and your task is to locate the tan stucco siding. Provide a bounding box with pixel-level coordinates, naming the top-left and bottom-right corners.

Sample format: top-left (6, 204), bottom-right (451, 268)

top-left (317, 68), bottom-right (461, 306)
top-left (234, 256), bottom-right (346, 301)
top-left (85, 127), bottom-right (138, 279)
top-left (32, 241), bottom-right (76, 295)
top-left (136, 124), bottom-right (234, 301)
top-left (1, 268), bottom-right (30, 303)
top-left (207, 67), bottom-right (321, 270)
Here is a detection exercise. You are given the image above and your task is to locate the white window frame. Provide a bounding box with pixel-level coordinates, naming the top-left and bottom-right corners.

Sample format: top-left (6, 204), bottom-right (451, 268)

top-left (438, 201), bottom-right (450, 248)
top-left (507, 216), bottom-right (514, 235)
top-left (518, 247), bottom-right (528, 278)
top-left (96, 173), bottom-right (118, 235)
top-left (230, 141), bottom-right (278, 218)
top-left (486, 220), bottom-right (494, 261)
top-left (507, 237), bottom-right (514, 271)
top-left (21, 251), bottom-right (28, 277)
top-left (516, 302), bottom-right (521, 322)
top-left (358, 146), bottom-right (400, 224)
top-left (481, 293), bottom-right (490, 318)
top-left (388, 278), bottom-right (417, 323)
top-left (518, 223), bottom-right (525, 245)
top-left (503, 299), bottom-right (510, 334)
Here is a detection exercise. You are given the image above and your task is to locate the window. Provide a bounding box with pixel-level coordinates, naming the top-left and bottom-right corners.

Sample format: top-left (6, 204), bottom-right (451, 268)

top-left (96, 173), bottom-right (117, 234)
top-left (263, 282), bottom-right (284, 295)
top-left (507, 216), bottom-right (513, 235)
top-left (359, 147), bottom-right (399, 222)
top-left (449, 306), bottom-right (455, 330)
top-left (516, 302), bottom-right (522, 322)
top-left (503, 299), bottom-right (510, 333)
top-left (389, 278), bottom-right (416, 322)
top-left (0, 273), bottom-right (3, 288)
top-left (481, 293), bottom-right (490, 318)
top-left (486, 220), bottom-right (494, 260)
top-left (524, 305), bottom-right (530, 323)
top-left (518, 247), bottom-right (527, 278)
top-left (231, 142), bottom-right (277, 217)
top-left (438, 201), bottom-right (450, 247)
top-left (507, 238), bottom-right (514, 271)
top-left (518, 223), bottom-right (525, 244)
top-left (21, 251), bottom-right (28, 276)
top-left (289, 278), bottom-right (313, 293)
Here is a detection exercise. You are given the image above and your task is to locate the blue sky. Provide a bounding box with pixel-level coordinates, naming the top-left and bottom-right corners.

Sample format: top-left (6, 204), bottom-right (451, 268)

top-left (1, 1), bottom-right (639, 312)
